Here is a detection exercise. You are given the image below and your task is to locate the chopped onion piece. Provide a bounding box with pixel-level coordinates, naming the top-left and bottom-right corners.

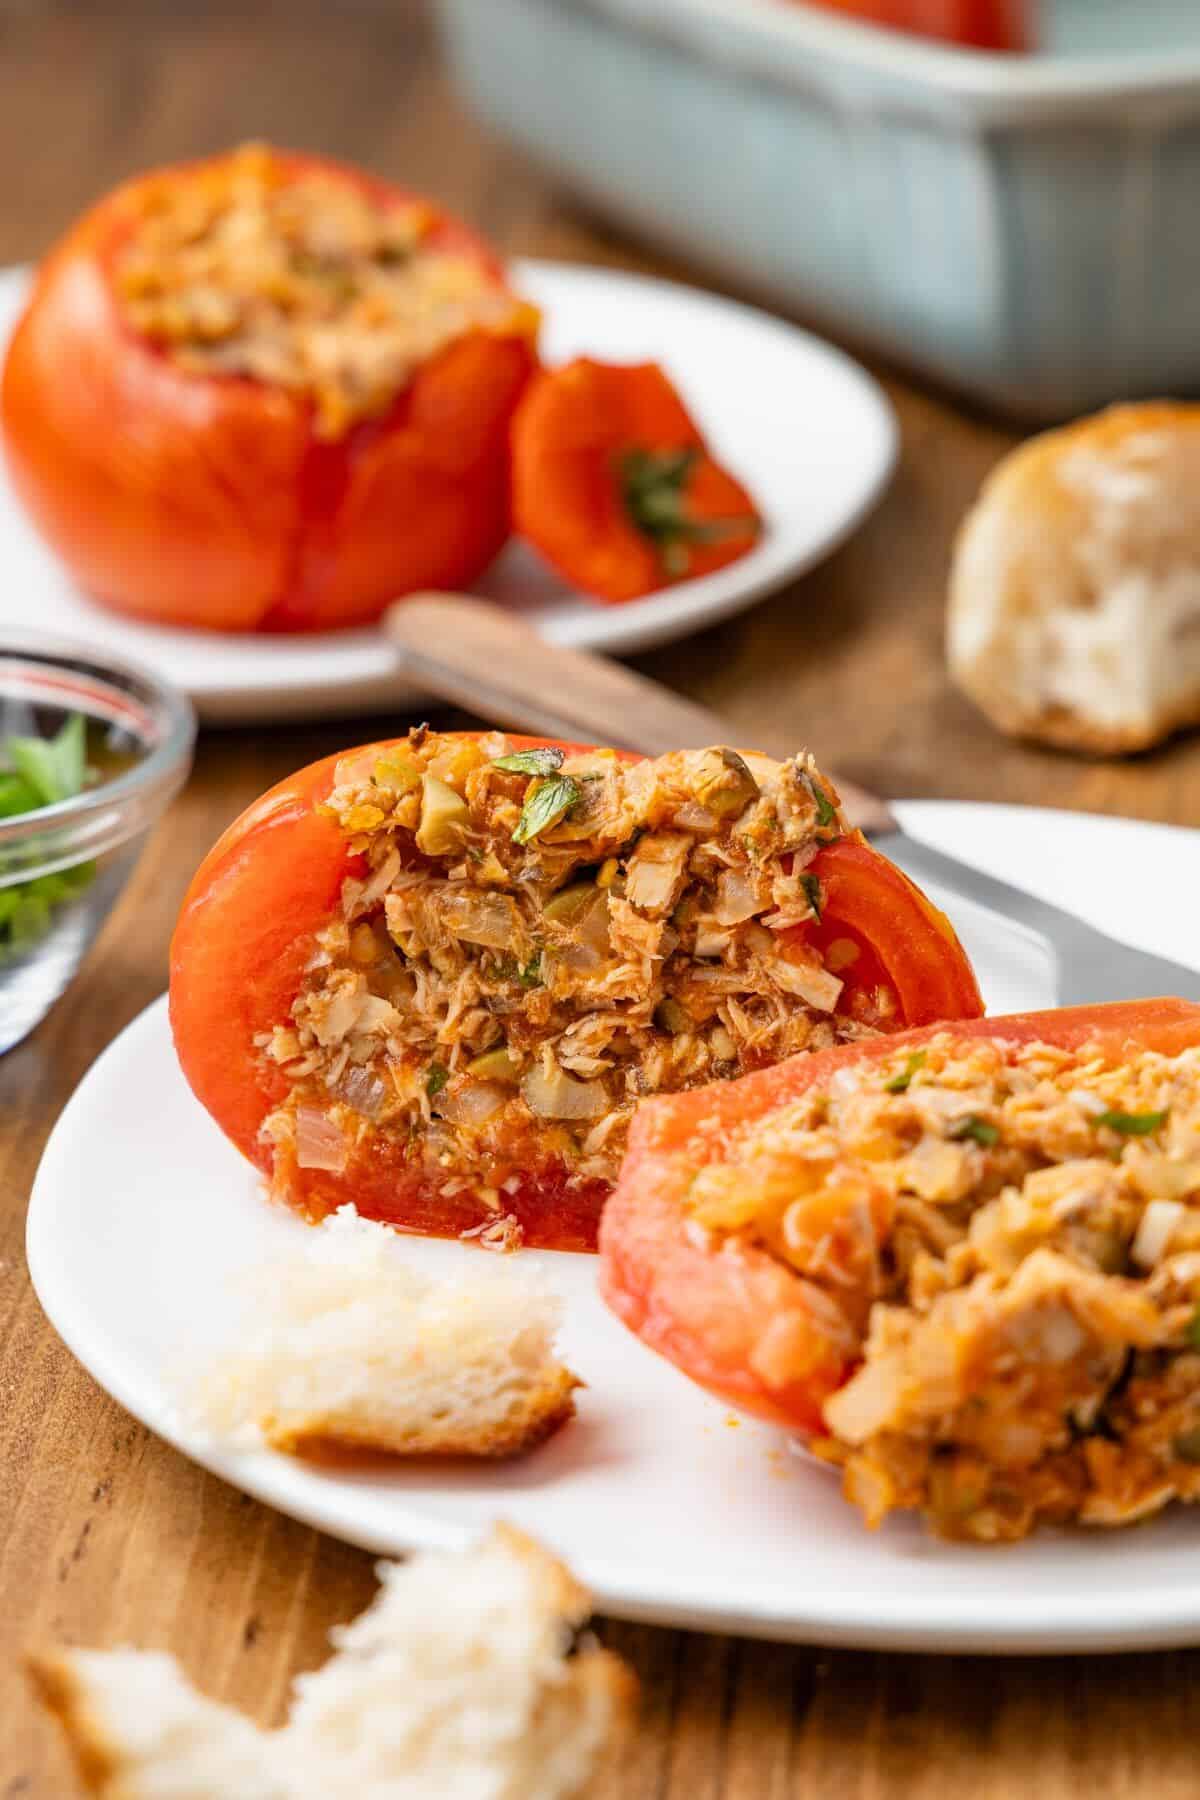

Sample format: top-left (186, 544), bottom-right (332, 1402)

top-left (295, 1106), bottom-right (348, 1172)
top-left (433, 1080), bottom-right (508, 1128)
top-left (441, 889), bottom-right (520, 949)
top-left (713, 868), bottom-right (764, 926)
top-left (329, 1066), bottom-right (388, 1119)
top-left (672, 801), bottom-right (718, 831)
top-left (1132, 1199), bottom-right (1185, 1269)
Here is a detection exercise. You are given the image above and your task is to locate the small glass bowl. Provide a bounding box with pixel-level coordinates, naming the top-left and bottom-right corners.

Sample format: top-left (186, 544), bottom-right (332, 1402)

top-left (0, 636), bottom-right (195, 1053)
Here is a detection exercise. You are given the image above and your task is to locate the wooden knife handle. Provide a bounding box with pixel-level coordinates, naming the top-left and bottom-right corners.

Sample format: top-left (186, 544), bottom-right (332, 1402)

top-left (383, 593), bottom-right (898, 836)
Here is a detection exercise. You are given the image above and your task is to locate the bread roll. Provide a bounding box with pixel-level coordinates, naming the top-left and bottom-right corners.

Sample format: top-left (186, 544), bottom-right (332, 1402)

top-left (192, 1205), bottom-right (578, 1460)
top-left (948, 403), bottom-right (1200, 754)
top-left (29, 1526), bottom-right (634, 1799)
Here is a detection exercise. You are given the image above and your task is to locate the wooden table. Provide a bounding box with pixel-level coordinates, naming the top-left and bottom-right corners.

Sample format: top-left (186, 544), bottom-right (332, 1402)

top-left (2, 4), bottom-right (1198, 1794)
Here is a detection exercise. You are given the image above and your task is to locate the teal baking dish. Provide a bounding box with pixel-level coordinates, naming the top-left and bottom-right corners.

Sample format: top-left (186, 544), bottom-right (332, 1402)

top-left (434, 0), bottom-right (1200, 421)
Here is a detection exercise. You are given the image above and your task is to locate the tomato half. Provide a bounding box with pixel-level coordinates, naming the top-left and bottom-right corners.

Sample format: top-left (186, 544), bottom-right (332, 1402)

top-left (170, 736), bottom-right (982, 1250)
top-left (0, 148), bottom-right (537, 632)
top-left (598, 999), bottom-right (1200, 1430)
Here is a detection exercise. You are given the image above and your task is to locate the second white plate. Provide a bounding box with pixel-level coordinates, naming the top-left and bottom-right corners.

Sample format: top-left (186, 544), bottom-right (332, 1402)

top-left (0, 260), bottom-right (895, 724)
top-left (26, 802), bottom-right (1200, 1653)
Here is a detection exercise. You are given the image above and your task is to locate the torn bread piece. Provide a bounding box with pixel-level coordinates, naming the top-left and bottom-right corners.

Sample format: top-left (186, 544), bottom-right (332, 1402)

top-left (948, 402), bottom-right (1200, 754)
top-left (193, 1206), bottom-right (578, 1459)
top-left (29, 1525), bottom-right (635, 1800)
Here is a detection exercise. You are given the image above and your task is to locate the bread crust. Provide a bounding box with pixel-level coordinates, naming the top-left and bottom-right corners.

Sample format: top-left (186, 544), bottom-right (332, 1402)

top-left (25, 1653), bottom-right (120, 1797)
top-left (264, 1364), bottom-right (581, 1461)
top-left (948, 401), bottom-right (1200, 757)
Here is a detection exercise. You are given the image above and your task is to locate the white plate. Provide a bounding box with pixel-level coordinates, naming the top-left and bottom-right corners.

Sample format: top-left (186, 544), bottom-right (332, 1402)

top-left (0, 262), bottom-right (895, 725)
top-left (28, 801), bottom-right (1200, 1654)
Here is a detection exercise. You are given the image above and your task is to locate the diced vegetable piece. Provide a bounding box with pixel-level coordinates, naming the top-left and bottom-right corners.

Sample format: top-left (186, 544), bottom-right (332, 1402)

top-left (693, 747), bottom-right (759, 818)
top-left (543, 882), bottom-right (598, 925)
top-left (415, 775), bottom-right (469, 856)
top-left (522, 1063), bottom-right (609, 1120)
top-left (295, 1105), bottom-right (347, 1172)
top-left (467, 1045), bottom-right (521, 1083)
top-left (433, 1079), bottom-right (508, 1127)
top-left (655, 998), bottom-right (691, 1035)
top-left (372, 750), bottom-right (420, 794)
top-left (442, 889), bottom-right (520, 949)
top-left (713, 868), bottom-right (763, 926)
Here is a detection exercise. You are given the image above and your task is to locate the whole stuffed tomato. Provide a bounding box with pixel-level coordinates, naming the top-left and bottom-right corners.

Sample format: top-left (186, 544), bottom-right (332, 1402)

top-left (0, 143), bottom-right (538, 632)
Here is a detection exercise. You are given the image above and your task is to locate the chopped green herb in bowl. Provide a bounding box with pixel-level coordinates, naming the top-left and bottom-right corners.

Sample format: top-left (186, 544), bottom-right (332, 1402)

top-left (0, 716), bottom-right (97, 963)
top-left (0, 641), bottom-right (195, 1053)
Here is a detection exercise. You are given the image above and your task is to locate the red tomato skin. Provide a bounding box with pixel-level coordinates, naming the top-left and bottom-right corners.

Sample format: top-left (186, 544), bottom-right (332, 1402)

top-left (599, 999), bottom-right (1200, 1427)
top-left (805, 839), bottom-right (984, 1028)
top-left (1, 150), bottom-right (537, 633)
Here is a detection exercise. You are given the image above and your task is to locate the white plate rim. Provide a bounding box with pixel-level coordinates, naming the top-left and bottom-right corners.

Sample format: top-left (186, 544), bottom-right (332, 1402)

top-left (26, 799), bottom-right (1200, 1654)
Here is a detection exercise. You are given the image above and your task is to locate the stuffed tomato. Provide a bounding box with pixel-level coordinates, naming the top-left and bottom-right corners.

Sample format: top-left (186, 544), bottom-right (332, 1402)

top-left (598, 999), bottom-right (1200, 1539)
top-left (169, 730), bottom-right (981, 1252)
top-left (0, 143), bottom-right (537, 632)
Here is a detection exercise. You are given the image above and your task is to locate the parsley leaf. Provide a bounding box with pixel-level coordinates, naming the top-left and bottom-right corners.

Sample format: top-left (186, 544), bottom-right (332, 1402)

top-left (800, 770), bottom-right (837, 829)
top-left (425, 1064), bottom-right (449, 1098)
top-left (800, 872), bottom-right (823, 922)
top-left (492, 747), bottom-right (565, 779)
top-left (512, 775), bottom-right (580, 846)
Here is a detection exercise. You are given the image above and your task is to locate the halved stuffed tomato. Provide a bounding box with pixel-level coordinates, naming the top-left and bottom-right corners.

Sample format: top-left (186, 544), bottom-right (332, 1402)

top-left (1, 143), bottom-right (537, 632)
top-left (169, 731), bottom-right (982, 1252)
top-left (598, 999), bottom-right (1200, 1441)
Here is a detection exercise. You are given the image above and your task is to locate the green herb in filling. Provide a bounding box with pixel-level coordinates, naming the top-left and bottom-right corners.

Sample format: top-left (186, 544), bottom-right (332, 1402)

top-left (947, 1113), bottom-right (1000, 1148)
top-left (425, 1063), bottom-right (449, 1098)
top-left (799, 769), bottom-right (837, 829)
top-left (1096, 1108), bottom-right (1168, 1137)
top-left (512, 775), bottom-right (581, 846)
top-left (800, 872), bottom-right (823, 922)
top-left (885, 1049), bottom-right (927, 1095)
top-left (492, 747), bottom-right (565, 779)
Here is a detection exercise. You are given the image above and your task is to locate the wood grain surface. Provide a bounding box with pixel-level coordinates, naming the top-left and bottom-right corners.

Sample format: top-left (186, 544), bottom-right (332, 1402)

top-left (1, 3), bottom-right (1198, 1794)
